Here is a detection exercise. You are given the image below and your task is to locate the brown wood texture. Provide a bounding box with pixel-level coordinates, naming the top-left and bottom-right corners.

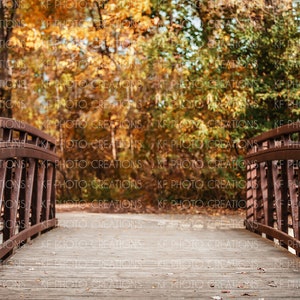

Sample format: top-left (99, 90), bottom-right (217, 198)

top-left (1, 213), bottom-right (300, 299)
top-left (245, 124), bottom-right (300, 256)
top-left (0, 118), bottom-right (58, 260)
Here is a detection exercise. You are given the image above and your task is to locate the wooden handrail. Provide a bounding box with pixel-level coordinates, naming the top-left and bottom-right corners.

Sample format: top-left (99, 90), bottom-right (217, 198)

top-left (0, 118), bottom-right (58, 261)
top-left (245, 122), bottom-right (300, 256)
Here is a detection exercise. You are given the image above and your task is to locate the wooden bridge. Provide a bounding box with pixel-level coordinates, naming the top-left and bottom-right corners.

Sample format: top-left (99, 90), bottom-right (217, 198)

top-left (0, 118), bottom-right (300, 299)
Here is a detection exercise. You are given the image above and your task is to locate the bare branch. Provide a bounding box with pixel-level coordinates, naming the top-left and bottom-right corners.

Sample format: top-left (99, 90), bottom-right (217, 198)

top-left (95, 1), bottom-right (104, 29)
top-left (89, 9), bottom-right (98, 30)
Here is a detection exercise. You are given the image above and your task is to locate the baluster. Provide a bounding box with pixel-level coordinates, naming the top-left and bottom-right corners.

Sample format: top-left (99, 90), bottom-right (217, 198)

top-left (46, 162), bottom-right (54, 220)
top-left (296, 160), bottom-right (300, 256)
top-left (50, 162), bottom-right (56, 220)
top-left (280, 161), bottom-right (289, 236)
top-left (246, 163), bottom-right (255, 223)
top-left (260, 162), bottom-right (269, 225)
top-left (3, 159), bottom-right (22, 241)
top-left (3, 159), bottom-right (12, 242)
top-left (287, 160), bottom-right (299, 244)
top-left (255, 143), bottom-right (263, 224)
top-left (280, 160), bottom-right (289, 235)
top-left (266, 161), bottom-right (274, 228)
top-left (0, 160), bottom-right (7, 215)
top-left (41, 161), bottom-right (54, 222)
top-left (266, 139), bottom-right (276, 233)
top-left (31, 160), bottom-right (46, 226)
top-left (19, 159), bottom-right (36, 232)
top-left (18, 160), bottom-right (27, 233)
top-left (260, 160), bottom-right (274, 238)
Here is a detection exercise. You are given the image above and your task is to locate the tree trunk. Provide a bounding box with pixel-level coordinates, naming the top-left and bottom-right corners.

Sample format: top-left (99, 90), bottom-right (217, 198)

top-left (0, 50), bottom-right (13, 118)
top-left (0, 0), bottom-right (19, 118)
top-left (110, 125), bottom-right (117, 161)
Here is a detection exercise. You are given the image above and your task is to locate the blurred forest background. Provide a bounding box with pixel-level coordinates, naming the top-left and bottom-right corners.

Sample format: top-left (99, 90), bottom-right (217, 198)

top-left (0, 0), bottom-right (299, 210)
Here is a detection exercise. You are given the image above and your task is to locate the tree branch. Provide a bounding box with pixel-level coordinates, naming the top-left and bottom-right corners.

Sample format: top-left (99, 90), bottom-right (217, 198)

top-left (3, 0), bottom-right (19, 42)
top-left (95, 1), bottom-right (104, 29)
top-left (89, 7), bottom-right (99, 30)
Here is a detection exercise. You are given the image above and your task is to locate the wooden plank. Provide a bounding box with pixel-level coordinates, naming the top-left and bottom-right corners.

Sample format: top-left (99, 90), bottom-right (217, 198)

top-left (0, 144), bottom-right (58, 162)
top-left (0, 213), bottom-right (300, 299)
top-left (245, 220), bottom-right (300, 253)
top-left (245, 147), bottom-right (300, 163)
top-left (248, 121), bottom-right (300, 144)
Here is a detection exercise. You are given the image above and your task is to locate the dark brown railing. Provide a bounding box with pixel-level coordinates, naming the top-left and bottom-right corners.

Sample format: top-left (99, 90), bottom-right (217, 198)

top-left (245, 122), bottom-right (300, 256)
top-left (0, 118), bottom-right (58, 261)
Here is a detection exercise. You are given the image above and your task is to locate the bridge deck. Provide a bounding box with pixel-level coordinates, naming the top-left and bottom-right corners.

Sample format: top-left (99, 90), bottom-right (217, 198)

top-left (0, 213), bottom-right (299, 299)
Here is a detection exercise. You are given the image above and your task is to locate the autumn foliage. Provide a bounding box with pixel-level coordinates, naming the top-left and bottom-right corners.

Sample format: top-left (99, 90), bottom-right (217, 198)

top-left (1, 0), bottom-right (299, 209)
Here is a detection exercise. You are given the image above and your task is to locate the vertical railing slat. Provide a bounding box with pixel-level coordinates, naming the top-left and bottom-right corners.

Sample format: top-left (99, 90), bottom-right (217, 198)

top-left (25, 159), bottom-right (36, 228)
top-left (260, 162), bottom-right (269, 225)
top-left (287, 160), bottom-right (300, 243)
top-left (45, 163), bottom-right (54, 221)
top-left (266, 161), bottom-right (274, 228)
top-left (31, 161), bottom-right (46, 226)
top-left (246, 163), bottom-right (255, 223)
top-left (18, 160), bottom-right (27, 233)
top-left (3, 159), bottom-right (12, 242)
top-left (49, 162), bottom-right (56, 220)
top-left (0, 160), bottom-right (7, 214)
top-left (4, 160), bottom-right (23, 240)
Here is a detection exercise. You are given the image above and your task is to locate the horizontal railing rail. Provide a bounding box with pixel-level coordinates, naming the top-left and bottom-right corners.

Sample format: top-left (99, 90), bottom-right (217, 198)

top-left (245, 122), bottom-right (300, 256)
top-left (0, 118), bottom-right (58, 261)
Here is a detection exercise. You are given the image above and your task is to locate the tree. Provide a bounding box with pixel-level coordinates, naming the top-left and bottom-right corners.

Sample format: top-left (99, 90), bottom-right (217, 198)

top-left (0, 0), bottom-right (19, 117)
top-left (5, 0), bottom-right (299, 208)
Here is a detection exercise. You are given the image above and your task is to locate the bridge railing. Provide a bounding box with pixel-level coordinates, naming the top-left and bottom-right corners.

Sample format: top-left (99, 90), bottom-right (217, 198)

top-left (245, 122), bottom-right (300, 256)
top-left (0, 118), bottom-right (58, 260)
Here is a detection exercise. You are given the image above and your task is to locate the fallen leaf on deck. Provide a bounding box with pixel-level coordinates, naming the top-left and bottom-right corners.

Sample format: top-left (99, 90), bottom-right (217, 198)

top-left (268, 281), bottom-right (277, 287)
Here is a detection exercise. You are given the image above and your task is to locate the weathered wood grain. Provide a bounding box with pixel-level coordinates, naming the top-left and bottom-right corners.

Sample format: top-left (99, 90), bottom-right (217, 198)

top-left (0, 213), bottom-right (299, 299)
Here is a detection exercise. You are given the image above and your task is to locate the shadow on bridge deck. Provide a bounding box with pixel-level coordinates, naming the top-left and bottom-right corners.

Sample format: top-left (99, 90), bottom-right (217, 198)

top-left (0, 213), bottom-right (299, 299)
